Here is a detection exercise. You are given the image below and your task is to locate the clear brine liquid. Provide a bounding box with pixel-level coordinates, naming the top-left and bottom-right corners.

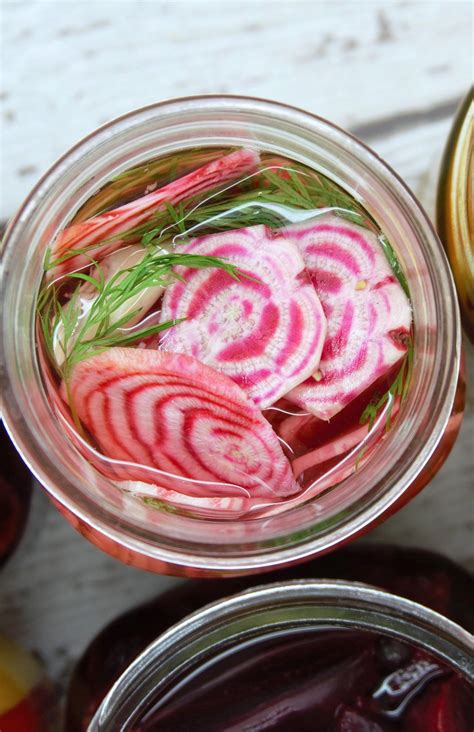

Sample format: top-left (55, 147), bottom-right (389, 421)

top-left (36, 147), bottom-right (413, 519)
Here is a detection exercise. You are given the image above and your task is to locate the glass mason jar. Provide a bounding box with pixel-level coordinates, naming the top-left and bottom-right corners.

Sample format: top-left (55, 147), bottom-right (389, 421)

top-left (0, 421), bottom-right (33, 570)
top-left (437, 88), bottom-right (473, 342)
top-left (0, 96), bottom-right (464, 577)
top-left (89, 580), bottom-right (474, 730)
top-left (65, 545), bottom-right (474, 731)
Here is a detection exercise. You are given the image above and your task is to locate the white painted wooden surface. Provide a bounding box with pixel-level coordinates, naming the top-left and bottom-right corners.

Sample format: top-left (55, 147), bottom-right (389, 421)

top-left (0, 0), bottom-right (473, 696)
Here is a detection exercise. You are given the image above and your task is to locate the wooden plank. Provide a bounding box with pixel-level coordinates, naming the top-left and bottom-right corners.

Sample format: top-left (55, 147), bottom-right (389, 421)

top-left (1, 1), bottom-right (472, 217)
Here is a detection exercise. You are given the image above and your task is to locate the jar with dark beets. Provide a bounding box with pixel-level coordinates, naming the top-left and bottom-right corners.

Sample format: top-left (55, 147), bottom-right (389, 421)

top-left (0, 634), bottom-right (59, 732)
top-left (0, 421), bottom-right (33, 569)
top-left (65, 545), bottom-right (474, 731)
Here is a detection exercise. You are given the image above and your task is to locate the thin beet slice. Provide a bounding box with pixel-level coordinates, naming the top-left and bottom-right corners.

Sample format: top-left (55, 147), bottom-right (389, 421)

top-left (159, 225), bottom-right (327, 408)
top-left (118, 479), bottom-right (265, 516)
top-left (50, 148), bottom-right (260, 278)
top-left (285, 214), bottom-right (412, 420)
top-left (277, 364), bottom-right (402, 457)
top-left (289, 400), bottom-right (400, 479)
top-left (62, 348), bottom-right (298, 499)
top-left (291, 422), bottom-right (370, 479)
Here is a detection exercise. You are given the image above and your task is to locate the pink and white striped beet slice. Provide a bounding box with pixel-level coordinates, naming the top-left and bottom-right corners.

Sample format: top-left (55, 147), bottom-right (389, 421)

top-left (285, 214), bottom-right (412, 420)
top-left (159, 225), bottom-right (327, 408)
top-left (63, 348), bottom-right (298, 499)
top-left (249, 405), bottom-right (402, 518)
top-left (118, 479), bottom-right (268, 517)
top-left (50, 148), bottom-right (260, 279)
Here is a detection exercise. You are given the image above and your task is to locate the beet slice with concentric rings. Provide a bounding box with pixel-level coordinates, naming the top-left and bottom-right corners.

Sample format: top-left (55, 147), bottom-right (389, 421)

top-left (62, 348), bottom-right (298, 499)
top-left (285, 214), bottom-right (412, 420)
top-left (50, 148), bottom-right (260, 279)
top-left (159, 225), bottom-right (327, 408)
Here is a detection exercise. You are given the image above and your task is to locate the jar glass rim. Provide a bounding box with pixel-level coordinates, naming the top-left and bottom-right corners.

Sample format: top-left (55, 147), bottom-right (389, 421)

top-left (1, 95), bottom-right (461, 573)
top-left (89, 579), bottom-right (474, 731)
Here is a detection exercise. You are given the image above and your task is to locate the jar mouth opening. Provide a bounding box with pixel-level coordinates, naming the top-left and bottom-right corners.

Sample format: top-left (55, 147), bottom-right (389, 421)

top-left (90, 579), bottom-right (474, 731)
top-left (1, 95), bottom-right (461, 571)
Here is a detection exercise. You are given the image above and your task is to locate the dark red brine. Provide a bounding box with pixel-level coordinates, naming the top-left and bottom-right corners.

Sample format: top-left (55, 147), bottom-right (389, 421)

top-left (65, 546), bottom-right (474, 731)
top-left (36, 147), bottom-right (413, 519)
top-left (133, 630), bottom-right (473, 732)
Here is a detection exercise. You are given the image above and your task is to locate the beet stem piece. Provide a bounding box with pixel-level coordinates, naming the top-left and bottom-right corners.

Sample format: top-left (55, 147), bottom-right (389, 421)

top-left (48, 148), bottom-right (261, 279)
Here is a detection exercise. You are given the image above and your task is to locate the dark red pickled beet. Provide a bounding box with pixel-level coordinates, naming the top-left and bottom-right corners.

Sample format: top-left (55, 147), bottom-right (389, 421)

top-left (136, 632), bottom-right (380, 731)
top-left (133, 632), bottom-right (473, 731)
top-left (265, 363), bottom-right (401, 460)
top-left (64, 545), bottom-right (474, 731)
top-left (331, 707), bottom-right (386, 731)
top-left (404, 675), bottom-right (474, 731)
top-left (0, 421), bottom-right (33, 569)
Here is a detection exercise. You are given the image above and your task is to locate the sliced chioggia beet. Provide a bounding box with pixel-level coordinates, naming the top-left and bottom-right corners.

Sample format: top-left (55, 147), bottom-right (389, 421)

top-left (291, 398), bottom-right (400, 480)
top-left (53, 244), bottom-right (162, 366)
top-left (49, 148), bottom-right (260, 279)
top-left (159, 225), bottom-right (327, 408)
top-left (117, 479), bottom-right (262, 517)
top-left (277, 366), bottom-right (403, 458)
top-left (285, 214), bottom-right (412, 419)
top-left (62, 348), bottom-right (298, 499)
top-left (277, 412), bottom-right (318, 456)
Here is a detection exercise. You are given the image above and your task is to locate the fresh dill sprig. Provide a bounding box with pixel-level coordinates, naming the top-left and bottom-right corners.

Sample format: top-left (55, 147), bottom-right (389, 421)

top-left (359, 336), bottom-right (414, 432)
top-left (378, 234), bottom-right (410, 298)
top-left (38, 247), bottom-right (245, 380)
top-left (99, 163), bottom-right (377, 249)
top-left (261, 168), bottom-right (368, 220)
top-left (44, 161), bottom-right (377, 273)
top-left (142, 496), bottom-right (178, 514)
top-left (140, 495), bottom-right (196, 518)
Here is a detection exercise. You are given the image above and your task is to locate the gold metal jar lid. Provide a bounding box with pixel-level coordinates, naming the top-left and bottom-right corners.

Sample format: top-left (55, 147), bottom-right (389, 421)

top-left (437, 88), bottom-right (474, 342)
